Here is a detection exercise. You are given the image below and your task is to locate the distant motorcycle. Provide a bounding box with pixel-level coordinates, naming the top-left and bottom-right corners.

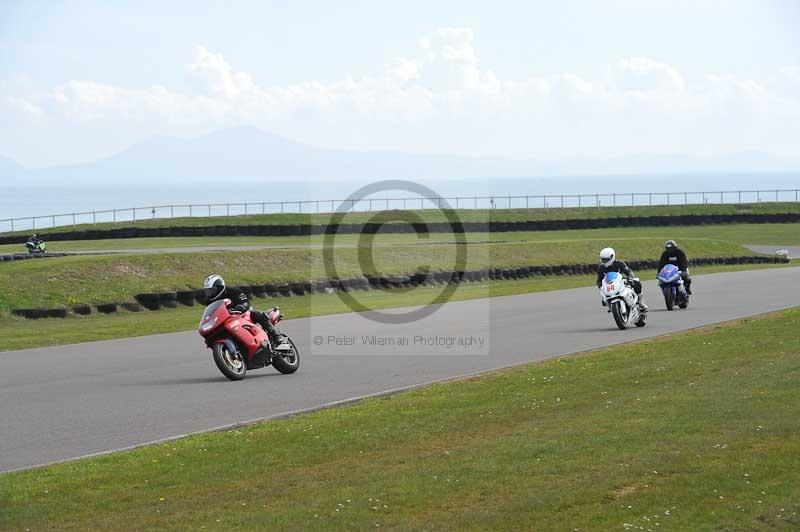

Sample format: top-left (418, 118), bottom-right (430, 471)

top-left (657, 264), bottom-right (689, 311)
top-left (600, 272), bottom-right (647, 330)
top-left (198, 299), bottom-right (299, 381)
top-left (25, 240), bottom-right (47, 255)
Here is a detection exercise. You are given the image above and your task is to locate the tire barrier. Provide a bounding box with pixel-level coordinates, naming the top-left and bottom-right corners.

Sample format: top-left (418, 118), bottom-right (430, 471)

top-left (176, 290), bottom-right (197, 306)
top-left (159, 292), bottom-right (178, 309)
top-left (7, 255), bottom-right (790, 319)
top-left (0, 253), bottom-right (70, 263)
top-left (2, 212), bottom-right (799, 245)
top-left (135, 293), bottom-right (162, 311)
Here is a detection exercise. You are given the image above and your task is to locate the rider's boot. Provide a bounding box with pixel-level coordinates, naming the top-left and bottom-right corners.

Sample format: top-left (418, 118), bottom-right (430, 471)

top-left (266, 322), bottom-right (292, 352)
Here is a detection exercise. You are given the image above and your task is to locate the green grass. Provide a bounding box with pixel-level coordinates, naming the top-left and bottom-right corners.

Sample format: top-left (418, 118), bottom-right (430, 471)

top-left (0, 262), bottom-right (794, 353)
top-left (1, 222), bottom-right (797, 254)
top-left (0, 238), bottom-right (751, 309)
top-left (2, 307), bottom-right (798, 530)
top-left (4, 201), bottom-right (799, 237)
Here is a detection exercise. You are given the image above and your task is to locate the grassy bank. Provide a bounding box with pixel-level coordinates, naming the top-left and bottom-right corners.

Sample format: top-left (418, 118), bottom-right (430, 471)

top-left (0, 238), bottom-right (751, 309)
top-left (4, 201), bottom-right (799, 237)
top-left (2, 307), bottom-right (798, 530)
top-left (1, 222), bottom-right (799, 254)
top-left (0, 262), bottom-right (794, 352)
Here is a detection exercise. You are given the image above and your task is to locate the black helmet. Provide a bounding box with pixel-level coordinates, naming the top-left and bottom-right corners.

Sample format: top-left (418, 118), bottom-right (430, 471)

top-left (665, 240), bottom-right (677, 250)
top-left (203, 274), bottom-right (226, 301)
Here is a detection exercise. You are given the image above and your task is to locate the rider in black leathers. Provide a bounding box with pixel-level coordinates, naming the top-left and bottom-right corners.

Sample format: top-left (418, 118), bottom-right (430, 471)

top-left (657, 240), bottom-right (692, 294)
top-left (203, 274), bottom-right (290, 351)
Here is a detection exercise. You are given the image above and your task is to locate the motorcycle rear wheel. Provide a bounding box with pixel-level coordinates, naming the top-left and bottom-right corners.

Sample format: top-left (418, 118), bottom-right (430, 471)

top-left (271, 338), bottom-right (300, 374)
top-left (212, 343), bottom-right (247, 381)
top-left (611, 301), bottom-right (628, 330)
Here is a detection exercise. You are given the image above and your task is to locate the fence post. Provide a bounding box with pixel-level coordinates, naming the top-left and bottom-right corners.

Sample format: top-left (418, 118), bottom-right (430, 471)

top-left (226, 204), bottom-right (230, 217)
top-left (474, 197), bottom-right (477, 209)
top-left (738, 191), bottom-right (742, 204)
top-left (113, 210), bottom-right (116, 223)
top-left (281, 202), bottom-right (284, 214)
top-left (10, 218), bottom-right (14, 232)
top-left (72, 213), bottom-right (76, 227)
top-left (262, 202), bottom-right (266, 214)
top-left (649, 193), bottom-right (652, 206)
top-left (170, 205), bottom-right (174, 218)
top-left (507, 196), bottom-right (511, 209)
top-left (688, 192), bottom-right (691, 205)
top-left (613, 193), bottom-right (616, 207)
top-left (133, 208), bottom-right (136, 222)
top-left (560, 195), bottom-right (564, 208)
top-left (189, 205), bottom-right (193, 217)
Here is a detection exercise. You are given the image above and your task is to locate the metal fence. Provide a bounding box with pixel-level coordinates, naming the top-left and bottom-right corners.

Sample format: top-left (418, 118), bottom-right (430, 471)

top-left (2, 188), bottom-right (799, 234)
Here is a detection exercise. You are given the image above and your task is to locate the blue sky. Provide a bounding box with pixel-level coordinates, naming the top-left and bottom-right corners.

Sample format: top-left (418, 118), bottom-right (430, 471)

top-left (1, 0), bottom-right (799, 167)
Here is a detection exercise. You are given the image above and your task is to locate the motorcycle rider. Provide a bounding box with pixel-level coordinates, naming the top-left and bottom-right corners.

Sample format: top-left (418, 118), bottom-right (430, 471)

top-left (26, 233), bottom-right (44, 251)
top-left (657, 240), bottom-right (692, 294)
top-left (203, 274), bottom-right (292, 351)
top-left (596, 247), bottom-right (647, 310)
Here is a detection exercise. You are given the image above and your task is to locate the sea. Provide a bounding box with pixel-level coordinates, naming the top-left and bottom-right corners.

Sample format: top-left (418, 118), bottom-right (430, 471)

top-left (1, 173), bottom-right (798, 233)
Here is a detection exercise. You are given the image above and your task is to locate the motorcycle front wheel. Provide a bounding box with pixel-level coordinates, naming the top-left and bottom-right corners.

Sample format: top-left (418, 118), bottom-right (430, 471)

top-left (212, 343), bottom-right (247, 381)
top-left (611, 301), bottom-right (628, 330)
top-left (663, 286), bottom-right (674, 311)
top-left (271, 338), bottom-right (300, 374)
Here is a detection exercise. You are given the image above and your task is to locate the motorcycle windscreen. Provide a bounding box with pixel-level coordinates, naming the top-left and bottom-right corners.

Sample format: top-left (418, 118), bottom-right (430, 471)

top-left (658, 264), bottom-right (680, 283)
top-left (201, 300), bottom-right (226, 321)
top-left (604, 272), bottom-right (622, 283)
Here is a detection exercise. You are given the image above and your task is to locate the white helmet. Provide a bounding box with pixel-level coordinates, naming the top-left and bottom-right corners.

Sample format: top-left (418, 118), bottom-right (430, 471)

top-left (599, 247), bottom-right (616, 267)
top-left (203, 274), bottom-right (226, 301)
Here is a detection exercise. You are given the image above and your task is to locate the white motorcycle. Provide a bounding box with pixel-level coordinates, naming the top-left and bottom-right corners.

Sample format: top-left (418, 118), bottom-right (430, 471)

top-left (600, 272), bottom-right (647, 330)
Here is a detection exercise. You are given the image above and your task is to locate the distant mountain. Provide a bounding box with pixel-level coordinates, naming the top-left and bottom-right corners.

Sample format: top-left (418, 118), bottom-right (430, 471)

top-left (14, 126), bottom-right (800, 186)
top-left (24, 126), bottom-right (550, 185)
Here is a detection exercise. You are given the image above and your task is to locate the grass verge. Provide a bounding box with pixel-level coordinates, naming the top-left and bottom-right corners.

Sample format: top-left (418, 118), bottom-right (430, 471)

top-left (0, 238), bottom-right (751, 309)
top-left (1, 222), bottom-right (799, 254)
top-left (2, 307), bottom-right (798, 530)
top-left (0, 262), bottom-right (794, 352)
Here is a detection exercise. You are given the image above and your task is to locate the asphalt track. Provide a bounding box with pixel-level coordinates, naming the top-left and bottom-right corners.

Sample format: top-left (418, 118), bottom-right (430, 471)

top-left (2, 267), bottom-right (799, 472)
top-left (745, 245), bottom-right (800, 259)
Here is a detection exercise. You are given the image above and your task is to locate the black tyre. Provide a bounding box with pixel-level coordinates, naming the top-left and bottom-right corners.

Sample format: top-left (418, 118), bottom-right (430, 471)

top-left (212, 343), bottom-right (247, 381)
top-left (663, 286), bottom-right (674, 311)
top-left (611, 301), bottom-right (628, 330)
top-left (271, 338), bottom-right (300, 374)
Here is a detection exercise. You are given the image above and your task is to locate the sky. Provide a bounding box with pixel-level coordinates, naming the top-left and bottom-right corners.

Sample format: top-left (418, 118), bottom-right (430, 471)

top-left (1, 0), bottom-right (799, 168)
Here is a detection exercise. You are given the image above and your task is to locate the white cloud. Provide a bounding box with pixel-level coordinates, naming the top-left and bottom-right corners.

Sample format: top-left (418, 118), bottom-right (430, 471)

top-left (2, 27), bottom-right (799, 166)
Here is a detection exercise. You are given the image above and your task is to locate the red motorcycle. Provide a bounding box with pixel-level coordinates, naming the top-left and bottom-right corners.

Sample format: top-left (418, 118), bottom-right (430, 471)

top-left (199, 299), bottom-right (300, 380)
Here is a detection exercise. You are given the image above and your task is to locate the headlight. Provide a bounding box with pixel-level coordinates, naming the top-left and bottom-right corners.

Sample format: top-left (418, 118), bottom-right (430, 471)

top-left (200, 316), bottom-right (218, 332)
